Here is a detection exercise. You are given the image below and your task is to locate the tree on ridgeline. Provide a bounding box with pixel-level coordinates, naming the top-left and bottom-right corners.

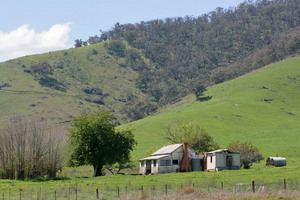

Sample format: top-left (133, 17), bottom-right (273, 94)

top-left (67, 110), bottom-right (137, 177)
top-left (74, 39), bottom-right (83, 48)
top-left (88, 35), bottom-right (100, 45)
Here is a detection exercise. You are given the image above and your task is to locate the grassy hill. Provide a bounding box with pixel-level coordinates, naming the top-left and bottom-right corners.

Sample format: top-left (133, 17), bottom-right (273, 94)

top-left (125, 55), bottom-right (300, 162)
top-left (0, 42), bottom-right (146, 126)
top-left (0, 44), bottom-right (299, 200)
top-left (1, 42), bottom-right (299, 166)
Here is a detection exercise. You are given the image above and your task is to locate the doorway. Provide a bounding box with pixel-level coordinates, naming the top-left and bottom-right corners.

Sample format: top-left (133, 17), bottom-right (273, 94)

top-left (146, 160), bottom-right (151, 174)
top-left (226, 156), bottom-right (233, 169)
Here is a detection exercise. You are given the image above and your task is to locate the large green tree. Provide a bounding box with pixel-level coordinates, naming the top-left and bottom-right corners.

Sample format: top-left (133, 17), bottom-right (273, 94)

top-left (68, 110), bottom-right (137, 177)
top-left (163, 120), bottom-right (219, 153)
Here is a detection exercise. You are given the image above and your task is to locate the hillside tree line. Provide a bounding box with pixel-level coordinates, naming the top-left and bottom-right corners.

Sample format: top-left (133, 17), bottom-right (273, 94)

top-left (75, 0), bottom-right (300, 121)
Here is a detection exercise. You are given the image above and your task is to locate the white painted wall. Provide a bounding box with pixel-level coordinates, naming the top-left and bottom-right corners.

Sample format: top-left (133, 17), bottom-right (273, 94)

top-left (206, 152), bottom-right (240, 171)
top-left (139, 161), bottom-right (146, 174)
top-left (207, 154), bottom-right (216, 171)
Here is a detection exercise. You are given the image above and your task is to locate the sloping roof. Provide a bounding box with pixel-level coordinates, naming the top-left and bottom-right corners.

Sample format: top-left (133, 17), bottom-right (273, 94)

top-left (207, 149), bottom-right (239, 154)
top-left (138, 155), bottom-right (169, 161)
top-left (151, 143), bottom-right (183, 155)
top-left (268, 157), bottom-right (286, 161)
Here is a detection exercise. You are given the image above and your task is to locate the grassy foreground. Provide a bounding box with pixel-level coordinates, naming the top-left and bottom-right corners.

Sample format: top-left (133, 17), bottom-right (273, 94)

top-left (0, 164), bottom-right (299, 199)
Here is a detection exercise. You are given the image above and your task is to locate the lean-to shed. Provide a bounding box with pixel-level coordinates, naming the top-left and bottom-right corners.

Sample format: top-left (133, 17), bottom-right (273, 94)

top-left (266, 157), bottom-right (286, 167)
top-left (205, 149), bottom-right (240, 171)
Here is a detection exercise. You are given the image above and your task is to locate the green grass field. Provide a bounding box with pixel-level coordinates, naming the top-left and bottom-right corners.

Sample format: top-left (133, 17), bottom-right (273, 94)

top-left (0, 53), bottom-right (299, 198)
top-left (125, 55), bottom-right (300, 162)
top-left (0, 164), bottom-right (299, 199)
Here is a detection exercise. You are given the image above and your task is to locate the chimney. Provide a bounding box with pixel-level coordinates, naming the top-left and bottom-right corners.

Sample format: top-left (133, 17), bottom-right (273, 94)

top-left (180, 143), bottom-right (191, 172)
top-left (204, 152), bottom-right (207, 171)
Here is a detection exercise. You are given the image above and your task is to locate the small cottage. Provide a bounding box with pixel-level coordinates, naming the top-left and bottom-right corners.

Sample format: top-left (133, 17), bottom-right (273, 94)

top-left (205, 149), bottom-right (240, 171)
top-left (266, 157), bottom-right (286, 167)
top-left (139, 143), bottom-right (202, 174)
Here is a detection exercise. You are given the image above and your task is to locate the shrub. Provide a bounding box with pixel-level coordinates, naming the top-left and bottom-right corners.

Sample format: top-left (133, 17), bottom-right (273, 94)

top-left (227, 141), bottom-right (263, 169)
top-left (179, 186), bottom-right (195, 194)
top-left (92, 49), bottom-right (98, 55)
top-left (91, 97), bottom-right (105, 105)
top-left (30, 62), bottom-right (53, 77)
top-left (105, 39), bottom-right (126, 57)
top-left (140, 190), bottom-right (147, 199)
top-left (82, 87), bottom-right (103, 95)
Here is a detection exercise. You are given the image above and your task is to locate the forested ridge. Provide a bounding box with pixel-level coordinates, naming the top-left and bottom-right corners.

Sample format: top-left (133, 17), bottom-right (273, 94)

top-left (1, 0), bottom-right (299, 124)
top-left (75, 0), bottom-right (300, 121)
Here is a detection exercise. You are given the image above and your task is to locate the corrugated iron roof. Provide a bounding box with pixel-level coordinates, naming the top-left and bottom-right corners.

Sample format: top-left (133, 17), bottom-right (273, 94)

top-left (207, 149), bottom-right (239, 154)
top-left (151, 143), bottom-right (182, 155)
top-left (138, 155), bottom-right (169, 161)
top-left (268, 157), bottom-right (286, 161)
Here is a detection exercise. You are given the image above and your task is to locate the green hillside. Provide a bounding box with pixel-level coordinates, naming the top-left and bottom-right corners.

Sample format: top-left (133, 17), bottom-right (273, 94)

top-left (125, 56), bottom-right (300, 162)
top-left (0, 42), bottom-right (146, 125)
top-left (1, 0), bottom-right (300, 127)
top-left (1, 43), bottom-right (299, 167)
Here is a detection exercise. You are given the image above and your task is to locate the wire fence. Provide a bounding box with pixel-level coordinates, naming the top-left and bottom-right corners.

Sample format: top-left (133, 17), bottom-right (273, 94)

top-left (1, 179), bottom-right (299, 199)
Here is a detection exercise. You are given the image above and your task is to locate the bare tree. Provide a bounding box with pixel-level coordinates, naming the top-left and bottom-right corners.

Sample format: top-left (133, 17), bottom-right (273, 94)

top-left (0, 117), bottom-right (66, 179)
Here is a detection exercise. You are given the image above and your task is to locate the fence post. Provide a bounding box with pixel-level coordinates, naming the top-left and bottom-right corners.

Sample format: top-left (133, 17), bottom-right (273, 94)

top-left (126, 186), bottom-right (127, 196)
top-left (234, 184), bottom-right (236, 194)
top-left (251, 180), bottom-right (255, 193)
top-left (117, 187), bottom-right (120, 198)
top-left (68, 187), bottom-right (71, 200)
top-left (153, 185), bottom-right (155, 196)
top-left (75, 189), bottom-right (77, 200)
top-left (20, 191), bottom-right (21, 200)
top-left (55, 190), bottom-right (56, 200)
top-left (284, 179), bottom-right (287, 190)
top-left (141, 185), bottom-right (143, 192)
top-left (96, 187), bottom-right (99, 200)
top-left (9, 189), bottom-right (11, 200)
top-left (165, 184), bottom-right (167, 195)
top-left (221, 182), bottom-right (224, 191)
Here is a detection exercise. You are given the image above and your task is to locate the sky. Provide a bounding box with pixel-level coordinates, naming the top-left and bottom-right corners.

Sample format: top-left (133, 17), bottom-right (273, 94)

top-left (0, 0), bottom-right (246, 62)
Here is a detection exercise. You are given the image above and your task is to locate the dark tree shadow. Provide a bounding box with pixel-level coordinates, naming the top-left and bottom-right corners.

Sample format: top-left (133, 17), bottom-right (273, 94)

top-left (38, 76), bottom-right (67, 92)
top-left (199, 96), bottom-right (212, 102)
top-left (26, 177), bottom-right (71, 182)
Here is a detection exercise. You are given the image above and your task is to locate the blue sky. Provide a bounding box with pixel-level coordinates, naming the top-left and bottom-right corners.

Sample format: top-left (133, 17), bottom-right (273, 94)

top-left (0, 0), bottom-right (246, 61)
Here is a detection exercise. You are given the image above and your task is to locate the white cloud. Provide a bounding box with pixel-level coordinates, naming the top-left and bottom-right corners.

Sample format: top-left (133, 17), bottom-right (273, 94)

top-left (0, 23), bottom-right (72, 62)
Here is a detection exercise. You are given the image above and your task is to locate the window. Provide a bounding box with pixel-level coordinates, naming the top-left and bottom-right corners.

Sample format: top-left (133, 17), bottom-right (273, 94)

top-left (210, 156), bottom-right (213, 163)
top-left (141, 161), bottom-right (144, 167)
top-left (172, 160), bottom-right (179, 165)
top-left (160, 160), bottom-right (171, 166)
top-left (153, 160), bottom-right (156, 166)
